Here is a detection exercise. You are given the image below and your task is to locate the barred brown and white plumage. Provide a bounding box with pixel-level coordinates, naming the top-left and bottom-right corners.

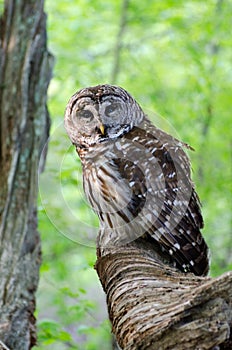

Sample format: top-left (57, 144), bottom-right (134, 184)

top-left (64, 84), bottom-right (209, 276)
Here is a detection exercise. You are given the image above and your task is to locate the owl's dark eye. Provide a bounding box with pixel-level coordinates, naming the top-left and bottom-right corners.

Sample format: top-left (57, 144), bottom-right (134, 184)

top-left (77, 110), bottom-right (94, 120)
top-left (105, 103), bottom-right (120, 117)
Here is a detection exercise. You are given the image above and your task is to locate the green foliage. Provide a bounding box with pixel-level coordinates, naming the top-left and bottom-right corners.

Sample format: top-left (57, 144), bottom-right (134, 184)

top-left (37, 320), bottom-right (73, 345)
top-left (36, 0), bottom-right (232, 348)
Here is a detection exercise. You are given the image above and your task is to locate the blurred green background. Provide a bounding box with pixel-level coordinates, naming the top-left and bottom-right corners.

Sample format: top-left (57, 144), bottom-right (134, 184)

top-left (35, 0), bottom-right (232, 349)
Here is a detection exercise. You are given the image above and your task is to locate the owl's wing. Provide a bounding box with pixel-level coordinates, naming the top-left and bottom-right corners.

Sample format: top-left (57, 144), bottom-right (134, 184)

top-left (99, 123), bottom-right (208, 276)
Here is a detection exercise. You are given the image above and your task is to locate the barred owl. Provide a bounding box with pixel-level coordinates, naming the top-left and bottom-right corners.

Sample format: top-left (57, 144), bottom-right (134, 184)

top-left (64, 84), bottom-right (209, 276)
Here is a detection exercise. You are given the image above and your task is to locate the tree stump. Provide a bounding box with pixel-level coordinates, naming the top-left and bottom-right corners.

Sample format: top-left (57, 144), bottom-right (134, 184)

top-left (96, 239), bottom-right (232, 350)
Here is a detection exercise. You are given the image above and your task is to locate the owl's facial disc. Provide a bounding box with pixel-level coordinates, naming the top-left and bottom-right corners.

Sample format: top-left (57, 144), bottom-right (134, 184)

top-left (74, 97), bottom-right (132, 145)
top-left (65, 85), bottom-right (145, 148)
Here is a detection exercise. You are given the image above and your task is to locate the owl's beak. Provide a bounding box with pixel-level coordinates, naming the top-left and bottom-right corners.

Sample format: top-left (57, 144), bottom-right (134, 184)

top-left (99, 124), bottom-right (105, 135)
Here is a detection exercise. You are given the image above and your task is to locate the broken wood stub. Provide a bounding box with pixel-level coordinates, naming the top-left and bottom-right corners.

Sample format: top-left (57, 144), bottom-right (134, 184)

top-left (96, 243), bottom-right (232, 350)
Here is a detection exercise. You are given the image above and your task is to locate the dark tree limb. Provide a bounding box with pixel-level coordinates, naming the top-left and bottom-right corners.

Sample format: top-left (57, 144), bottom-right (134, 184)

top-left (111, 0), bottom-right (129, 84)
top-left (96, 239), bottom-right (232, 350)
top-left (197, 0), bottom-right (223, 182)
top-left (0, 0), bottom-right (53, 349)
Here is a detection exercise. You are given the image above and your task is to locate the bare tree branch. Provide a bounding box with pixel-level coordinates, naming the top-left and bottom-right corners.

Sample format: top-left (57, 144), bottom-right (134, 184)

top-left (111, 0), bottom-right (130, 84)
top-left (197, 0), bottom-right (224, 181)
top-left (96, 239), bottom-right (232, 349)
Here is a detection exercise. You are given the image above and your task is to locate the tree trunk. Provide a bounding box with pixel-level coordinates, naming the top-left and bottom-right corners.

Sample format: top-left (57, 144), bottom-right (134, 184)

top-left (0, 1), bottom-right (53, 349)
top-left (96, 238), bottom-right (232, 350)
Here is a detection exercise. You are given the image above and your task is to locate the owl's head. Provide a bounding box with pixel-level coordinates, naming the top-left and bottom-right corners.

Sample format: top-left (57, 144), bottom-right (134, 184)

top-left (64, 84), bottom-right (145, 148)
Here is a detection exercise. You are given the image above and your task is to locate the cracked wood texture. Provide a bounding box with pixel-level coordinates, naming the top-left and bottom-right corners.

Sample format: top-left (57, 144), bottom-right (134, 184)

top-left (0, 1), bottom-right (52, 349)
top-left (96, 239), bottom-right (232, 350)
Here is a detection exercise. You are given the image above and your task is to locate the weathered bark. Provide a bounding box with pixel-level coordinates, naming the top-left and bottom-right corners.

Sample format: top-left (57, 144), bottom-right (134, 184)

top-left (0, 0), bottom-right (53, 349)
top-left (96, 239), bottom-right (232, 350)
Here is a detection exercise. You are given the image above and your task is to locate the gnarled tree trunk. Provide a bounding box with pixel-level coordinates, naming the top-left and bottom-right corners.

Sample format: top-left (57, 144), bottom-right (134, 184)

top-left (0, 0), bottom-right (53, 349)
top-left (96, 238), bottom-right (232, 349)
